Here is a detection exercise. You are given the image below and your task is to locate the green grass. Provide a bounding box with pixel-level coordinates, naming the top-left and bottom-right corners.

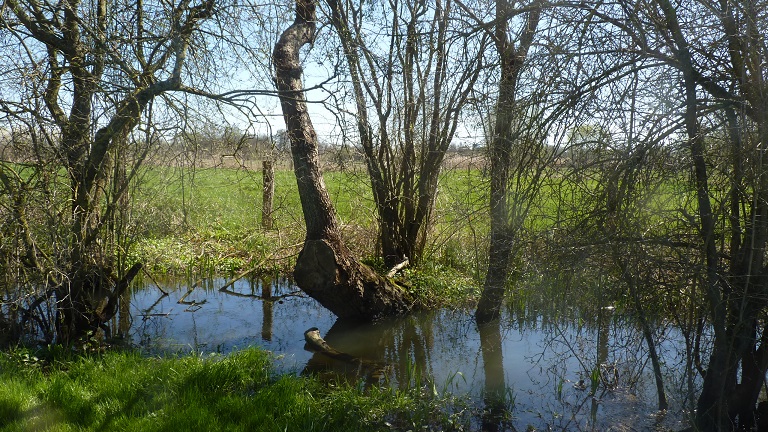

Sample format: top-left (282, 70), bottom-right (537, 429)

top-left (127, 164), bottom-right (492, 281)
top-left (127, 163), bottom-right (697, 309)
top-left (0, 347), bottom-right (472, 432)
top-left (402, 263), bottom-right (483, 309)
top-left (128, 166), bottom-right (304, 275)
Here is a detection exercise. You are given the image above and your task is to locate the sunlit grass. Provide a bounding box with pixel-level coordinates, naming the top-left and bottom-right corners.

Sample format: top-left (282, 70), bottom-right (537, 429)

top-left (0, 347), bottom-right (472, 432)
top-left (402, 263), bottom-right (483, 309)
top-left (128, 164), bottom-right (491, 279)
top-left (129, 166), bottom-right (302, 275)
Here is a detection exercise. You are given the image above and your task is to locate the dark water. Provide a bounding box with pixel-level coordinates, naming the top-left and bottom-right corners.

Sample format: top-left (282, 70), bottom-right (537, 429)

top-left (119, 276), bottom-right (690, 430)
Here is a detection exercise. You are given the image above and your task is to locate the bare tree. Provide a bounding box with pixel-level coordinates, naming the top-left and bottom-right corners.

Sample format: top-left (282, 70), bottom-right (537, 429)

top-left (635, 1), bottom-right (766, 428)
top-left (325, 0), bottom-right (488, 267)
top-left (473, 0), bottom-right (544, 323)
top-left (0, 0), bottom-right (218, 343)
top-left (576, 0), bottom-right (768, 427)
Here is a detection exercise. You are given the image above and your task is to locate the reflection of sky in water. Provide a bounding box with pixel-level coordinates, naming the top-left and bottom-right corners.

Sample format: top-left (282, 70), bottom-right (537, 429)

top-left (128, 278), bottom-right (336, 371)
top-left (125, 277), bottom-right (689, 430)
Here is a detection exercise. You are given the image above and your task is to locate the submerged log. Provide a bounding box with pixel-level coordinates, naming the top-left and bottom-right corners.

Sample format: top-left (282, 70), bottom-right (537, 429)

top-left (304, 327), bottom-right (359, 363)
top-left (303, 327), bottom-right (389, 385)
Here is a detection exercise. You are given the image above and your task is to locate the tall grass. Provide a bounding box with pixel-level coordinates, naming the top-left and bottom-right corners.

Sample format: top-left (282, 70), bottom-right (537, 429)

top-left (0, 347), bottom-right (472, 432)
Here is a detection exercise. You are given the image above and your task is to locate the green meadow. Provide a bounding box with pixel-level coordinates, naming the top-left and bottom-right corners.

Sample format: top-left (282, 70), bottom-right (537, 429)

top-left (0, 164), bottom-right (485, 432)
top-left (128, 164), bottom-right (490, 283)
top-left (0, 348), bottom-right (471, 432)
top-left (126, 162), bottom-right (691, 301)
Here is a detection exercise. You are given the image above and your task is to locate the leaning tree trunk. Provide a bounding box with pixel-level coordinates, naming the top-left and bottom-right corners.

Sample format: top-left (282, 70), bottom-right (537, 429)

top-left (273, 0), bottom-right (415, 320)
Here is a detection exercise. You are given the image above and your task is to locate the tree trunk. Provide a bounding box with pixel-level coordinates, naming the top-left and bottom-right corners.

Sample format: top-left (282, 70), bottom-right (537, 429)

top-left (475, 0), bottom-right (541, 324)
top-left (647, 0), bottom-right (768, 428)
top-left (655, 1), bottom-right (757, 428)
top-left (4, 0), bottom-right (214, 345)
top-left (56, 263), bottom-right (142, 344)
top-left (273, 0), bottom-right (415, 321)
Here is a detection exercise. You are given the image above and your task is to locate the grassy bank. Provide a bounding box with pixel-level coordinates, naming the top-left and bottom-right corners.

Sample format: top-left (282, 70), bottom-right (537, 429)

top-left (0, 347), bottom-right (472, 432)
top-left (0, 165), bottom-right (505, 431)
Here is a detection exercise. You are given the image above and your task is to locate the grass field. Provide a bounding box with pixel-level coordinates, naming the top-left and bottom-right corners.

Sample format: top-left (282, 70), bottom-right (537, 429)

top-left (0, 347), bottom-right (472, 432)
top-left (124, 163), bottom-right (489, 307)
top-left (0, 163), bottom-right (495, 432)
top-left (128, 164), bottom-right (492, 281)
top-left (129, 166), bottom-right (306, 274)
top-left (126, 161), bottom-right (694, 303)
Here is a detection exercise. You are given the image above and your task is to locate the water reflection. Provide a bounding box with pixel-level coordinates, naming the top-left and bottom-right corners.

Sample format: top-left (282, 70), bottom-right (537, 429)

top-left (261, 276), bottom-right (273, 342)
top-left (299, 313), bottom-right (442, 389)
top-left (123, 276), bottom-right (688, 430)
top-left (302, 321), bottom-right (389, 385)
top-left (478, 320), bottom-right (512, 431)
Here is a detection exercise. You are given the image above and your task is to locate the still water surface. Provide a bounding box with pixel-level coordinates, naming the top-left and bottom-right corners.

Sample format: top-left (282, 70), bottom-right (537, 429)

top-left (122, 276), bottom-right (690, 430)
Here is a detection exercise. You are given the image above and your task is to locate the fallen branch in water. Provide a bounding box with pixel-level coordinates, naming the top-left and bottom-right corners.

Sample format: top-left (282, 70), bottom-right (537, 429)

top-left (178, 286), bottom-right (206, 306)
top-left (141, 266), bottom-right (169, 296)
top-left (219, 287), bottom-right (304, 301)
top-left (139, 312), bottom-right (171, 319)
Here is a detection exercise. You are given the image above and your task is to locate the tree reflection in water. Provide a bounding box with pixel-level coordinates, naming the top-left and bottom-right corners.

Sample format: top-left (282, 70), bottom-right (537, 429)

top-left (300, 313), bottom-right (438, 389)
top-left (478, 319), bottom-right (513, 431)
top-left (126, 277), bottom-right (689, 430)
top-left (260, 276), bottom-right (273, 342)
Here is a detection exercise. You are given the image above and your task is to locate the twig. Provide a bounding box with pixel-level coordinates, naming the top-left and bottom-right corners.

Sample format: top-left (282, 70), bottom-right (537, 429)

top-left (178, 287), bottom-right (206, 306)
top-left (140, 312), bottom-right (171, 318)
top-left (143, 292), bottom-right (167, 315)
top-left (219, 287), bottom-right (305, 301)
top-left (218, 266), bottom-right (263, 293)
top-left (141, 266), bottom-right (169, 296)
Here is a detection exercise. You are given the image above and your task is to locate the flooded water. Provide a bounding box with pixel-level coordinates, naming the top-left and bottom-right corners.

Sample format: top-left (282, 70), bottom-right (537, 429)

top-left (118, 276), bottom-right (692, 431)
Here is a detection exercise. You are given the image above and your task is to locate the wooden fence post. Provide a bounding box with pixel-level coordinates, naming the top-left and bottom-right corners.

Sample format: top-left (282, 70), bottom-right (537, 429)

top-left (262, 160), bottom-right (275, 230)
